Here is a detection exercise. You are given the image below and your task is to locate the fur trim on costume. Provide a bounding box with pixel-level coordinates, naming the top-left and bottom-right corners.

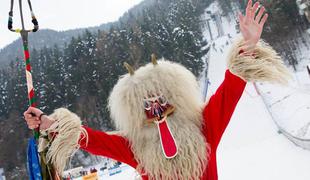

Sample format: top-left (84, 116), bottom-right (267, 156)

top-left (228, 38), bottom-right (291, 84)
top-left (43, 108), bottom-right (87, 175)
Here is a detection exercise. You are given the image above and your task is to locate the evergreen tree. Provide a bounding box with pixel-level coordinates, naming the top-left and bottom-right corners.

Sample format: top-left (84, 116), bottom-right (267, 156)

top-left (167, 0), bottom-right (206, 75)
top-left (62, 37), bottom-right (80, 109)
top-left (0, 69), bottom-right (9, 117)
top-left (6, 58), bottom-right (28, 114)
top-left (44, 45), bottom-right (65, 111)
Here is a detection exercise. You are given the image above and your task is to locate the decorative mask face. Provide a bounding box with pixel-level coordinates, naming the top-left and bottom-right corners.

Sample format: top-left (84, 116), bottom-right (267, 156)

top-left (143, 93), bottom-right (175, 124)
top-left (141, 92), bottom-right (177, 159)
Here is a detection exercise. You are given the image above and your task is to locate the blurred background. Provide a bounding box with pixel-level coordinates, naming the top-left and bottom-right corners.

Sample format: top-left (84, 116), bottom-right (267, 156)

top-left (0, 0), bottom-right (310, 179)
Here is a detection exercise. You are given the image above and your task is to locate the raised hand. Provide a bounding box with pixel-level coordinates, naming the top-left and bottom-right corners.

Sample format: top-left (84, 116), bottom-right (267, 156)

top-left (238, 0), bottom-right (268, 53)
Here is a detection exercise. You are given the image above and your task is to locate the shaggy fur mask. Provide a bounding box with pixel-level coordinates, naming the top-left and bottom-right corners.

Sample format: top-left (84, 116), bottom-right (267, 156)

top-left (108, 60), bottom-right (209, 180)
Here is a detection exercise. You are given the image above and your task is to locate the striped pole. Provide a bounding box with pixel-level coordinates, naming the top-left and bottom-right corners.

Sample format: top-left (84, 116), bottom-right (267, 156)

top-left (9, 0), bottom-right (41, 140)
top-left (21, 31), bottom-right (40, 140)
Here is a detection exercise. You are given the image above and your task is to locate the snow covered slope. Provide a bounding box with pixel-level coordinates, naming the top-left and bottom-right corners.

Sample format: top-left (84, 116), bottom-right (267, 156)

top-left (257, 82), bottom-right (310, 139)
top-left (202, 2), bottom-right (310, 177)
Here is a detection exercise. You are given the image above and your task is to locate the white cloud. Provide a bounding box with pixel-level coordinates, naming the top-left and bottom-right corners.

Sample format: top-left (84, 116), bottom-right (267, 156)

top-left (0, 0), bottom-right (143, 49)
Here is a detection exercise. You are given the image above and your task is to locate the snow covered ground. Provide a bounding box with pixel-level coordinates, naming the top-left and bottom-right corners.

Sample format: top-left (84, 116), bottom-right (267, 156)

top-left (257, 79), bottom-right (310, 140)
top-left (203, 1), bottom-right (310, 178)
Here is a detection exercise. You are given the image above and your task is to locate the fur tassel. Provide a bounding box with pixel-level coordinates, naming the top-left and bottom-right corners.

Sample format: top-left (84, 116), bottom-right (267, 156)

top-left (44, 108), bottom-right (88, 175)
top-left (227, 38), bottom-right (291, 84)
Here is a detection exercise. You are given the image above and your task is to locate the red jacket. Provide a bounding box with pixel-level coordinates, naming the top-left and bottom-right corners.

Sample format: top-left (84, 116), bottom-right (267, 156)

top-left (79, 70), bottom-right (246, 180)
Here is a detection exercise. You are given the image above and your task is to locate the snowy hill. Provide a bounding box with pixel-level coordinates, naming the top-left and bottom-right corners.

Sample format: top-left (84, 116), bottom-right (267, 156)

top-left (202, 2), bottom-right (310, 179)
top-left (257, 81), bottom-right (310, 140)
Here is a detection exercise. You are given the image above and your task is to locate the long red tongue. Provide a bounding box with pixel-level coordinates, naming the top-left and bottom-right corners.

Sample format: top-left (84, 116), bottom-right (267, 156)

top-left (156, 118), bottom-right (178, 159)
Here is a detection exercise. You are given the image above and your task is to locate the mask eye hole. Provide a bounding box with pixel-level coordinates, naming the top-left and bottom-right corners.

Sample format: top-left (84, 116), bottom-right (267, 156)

top-left (158, 95), bottom-right (167, 106)
top-left (144, 100), bottom-right (152, 111)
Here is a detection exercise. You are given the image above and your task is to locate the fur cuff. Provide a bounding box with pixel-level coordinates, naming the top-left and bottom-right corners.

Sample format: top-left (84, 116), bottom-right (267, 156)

top-left (44, 108), bottom-right (87, 175)
top-left (227, 38), bottom-right (291, 84)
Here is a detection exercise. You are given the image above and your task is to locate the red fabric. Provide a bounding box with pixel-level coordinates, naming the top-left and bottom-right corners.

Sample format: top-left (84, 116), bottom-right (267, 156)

top-left (26, 64), bottom-right (32, 72)
top-left (79, 127), bottom-right (138, 168)
top-left (79, 70), bottom-right (246, 180)
top-left (201, 70), bottom-right (246, 179)
top-left (157, 118), bottom-right (178, 158)
top-left (24, 50), bottom-right (30, 60)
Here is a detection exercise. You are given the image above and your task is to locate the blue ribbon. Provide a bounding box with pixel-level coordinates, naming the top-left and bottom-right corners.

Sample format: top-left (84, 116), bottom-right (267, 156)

top-left (27, 137), bottom-right (42, 180)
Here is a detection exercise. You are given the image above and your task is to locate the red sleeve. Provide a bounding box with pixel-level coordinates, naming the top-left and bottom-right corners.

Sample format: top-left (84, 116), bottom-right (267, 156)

top-left (79, 126), bottom-right (137, 168)
top-left (203, 70), bottom-right (246, 150)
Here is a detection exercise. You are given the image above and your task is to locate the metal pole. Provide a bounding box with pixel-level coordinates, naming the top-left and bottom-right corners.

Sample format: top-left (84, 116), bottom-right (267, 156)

top-left (18, 0), bottom-right (25, 30)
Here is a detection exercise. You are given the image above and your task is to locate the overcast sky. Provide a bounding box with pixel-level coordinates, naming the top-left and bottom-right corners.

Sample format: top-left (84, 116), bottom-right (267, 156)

top-left (0, 0), bottom-right (143, 49)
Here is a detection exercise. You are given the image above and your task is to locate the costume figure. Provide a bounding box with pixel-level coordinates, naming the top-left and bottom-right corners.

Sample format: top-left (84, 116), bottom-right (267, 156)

top-left (24, 1), bottom-right (290, 179)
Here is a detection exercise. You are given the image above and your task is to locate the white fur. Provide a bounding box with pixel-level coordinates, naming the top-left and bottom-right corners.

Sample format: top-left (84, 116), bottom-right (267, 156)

top-left (43, 108), bottom-right (88, 175)
top-left (228, 38), bottom-right (291, 84)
